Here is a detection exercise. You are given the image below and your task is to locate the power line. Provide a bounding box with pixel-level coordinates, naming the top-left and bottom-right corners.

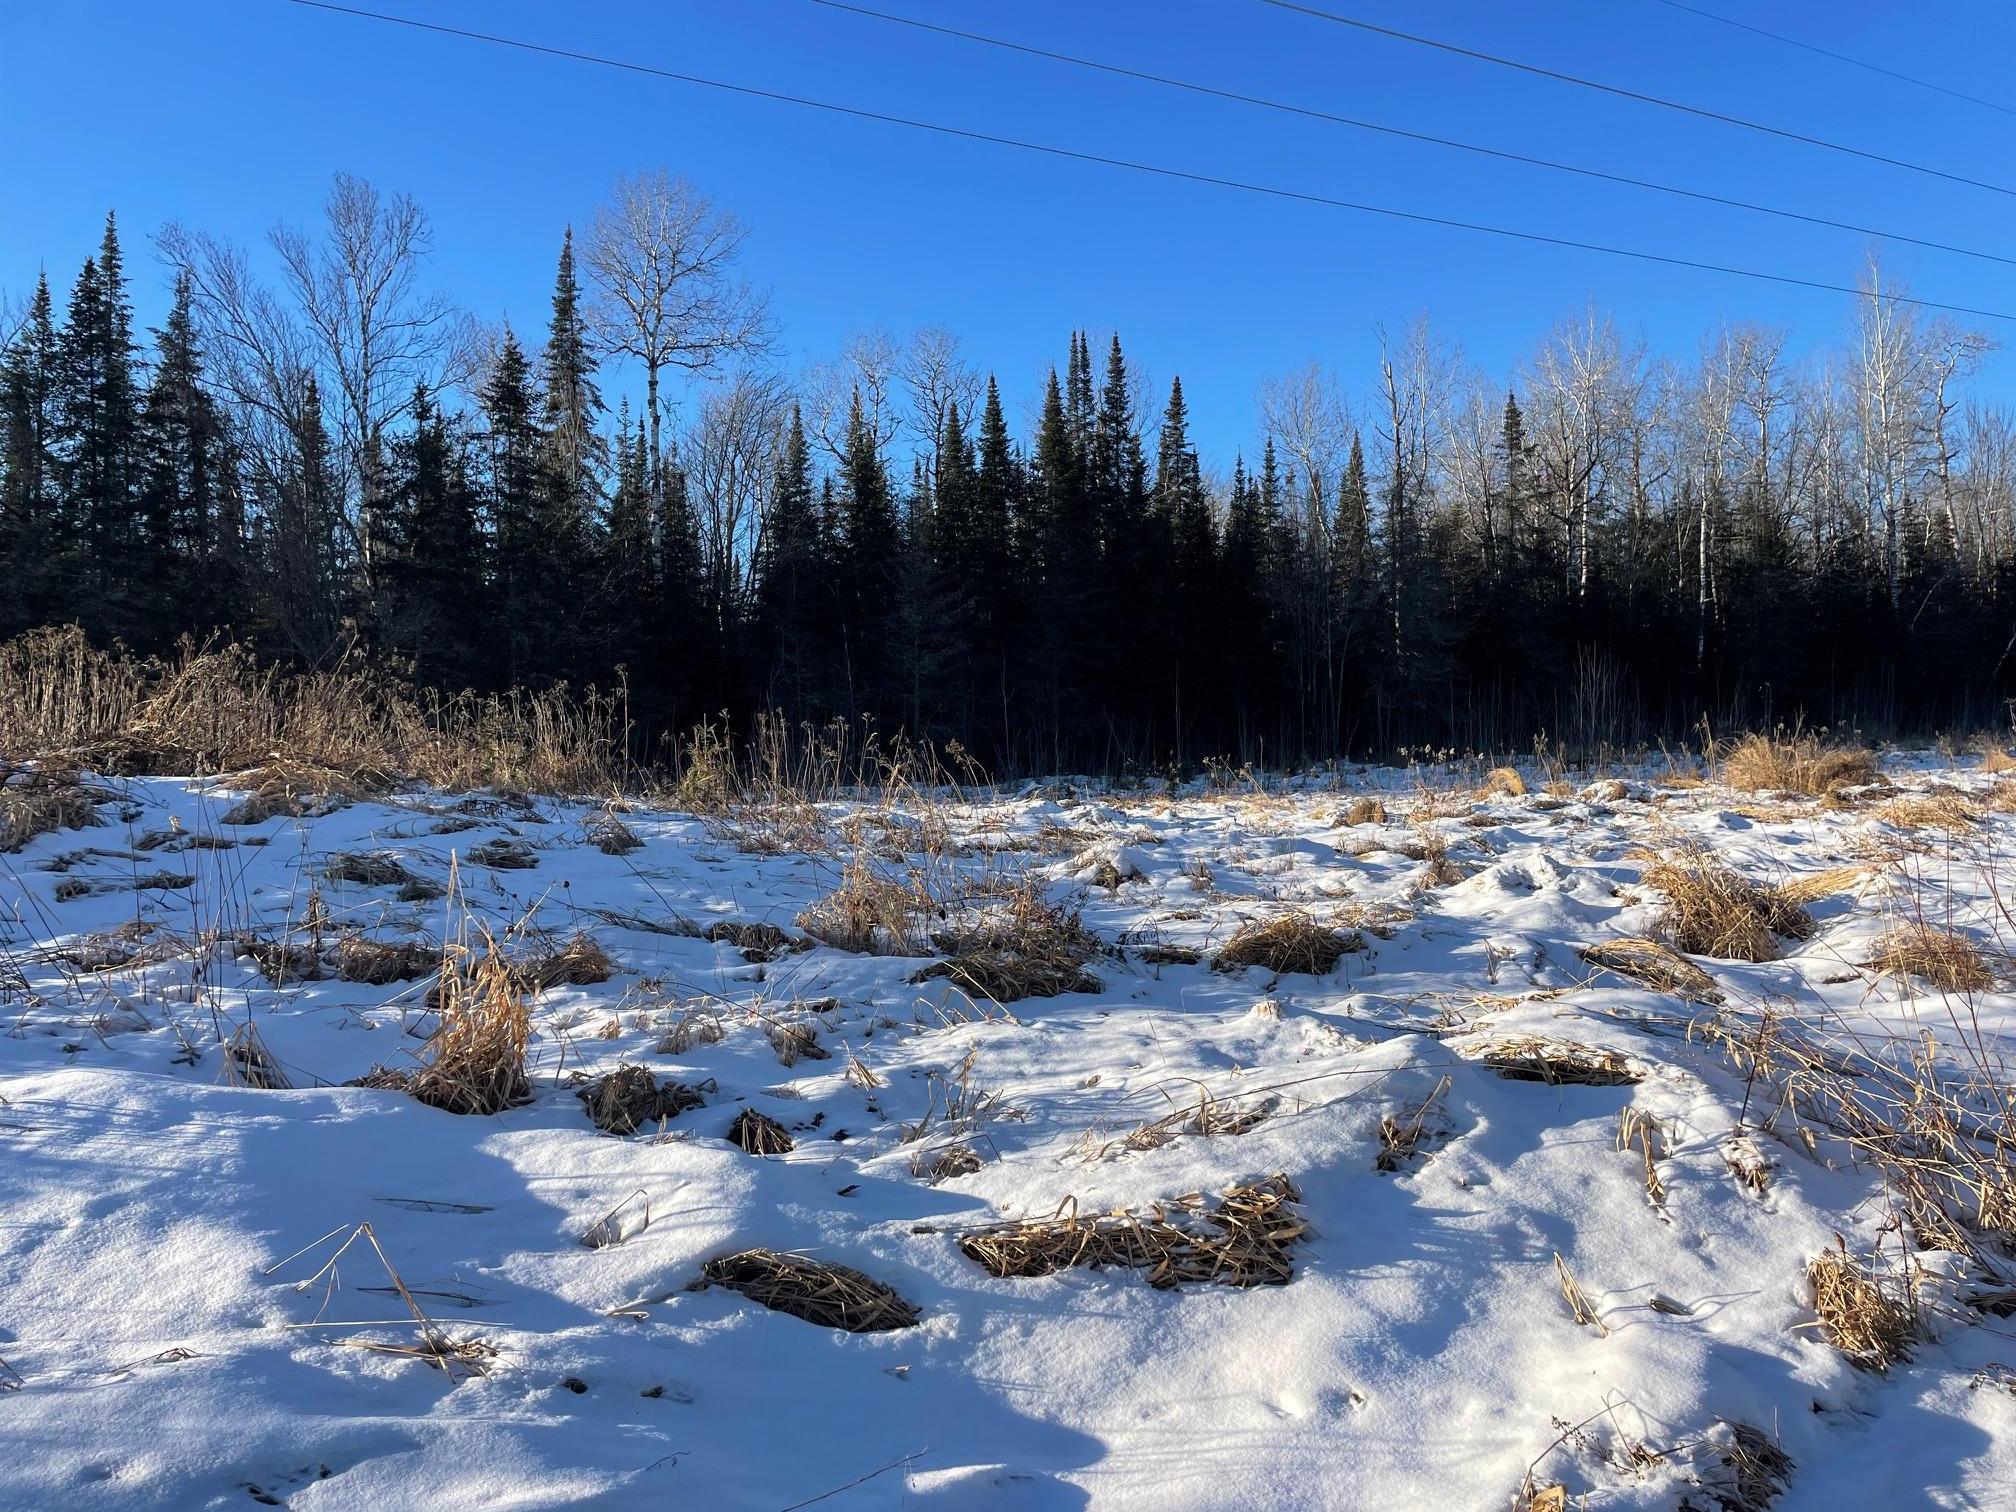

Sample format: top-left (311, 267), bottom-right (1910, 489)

top-left (1256, 0), bottom-right (2016, 198)
top-left (279, 0), bottom-right (2016, 324)
top-left (812, 0), bottom-right (2016, 270)
top-left (1648, 0), bottom-right (2016, 120)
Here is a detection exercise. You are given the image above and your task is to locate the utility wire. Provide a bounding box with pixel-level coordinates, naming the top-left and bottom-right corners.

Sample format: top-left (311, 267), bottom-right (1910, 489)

top-left (1256, 0), bottom-right (2016, 198)
top-left (1648, 0), bottom-right (2016, 120)
top-left (280, 0), bottom-right (2016, 323)
top-left (813, 0), bottom-right (2016, 269)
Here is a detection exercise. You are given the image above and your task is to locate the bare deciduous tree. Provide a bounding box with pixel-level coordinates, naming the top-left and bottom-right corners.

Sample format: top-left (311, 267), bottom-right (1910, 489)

top-left (270, 172), bottom-right (471, 584)
top-left (583, 171), bottom-right (772, 480)
top-left (683, 368), bottom-right (790, 625)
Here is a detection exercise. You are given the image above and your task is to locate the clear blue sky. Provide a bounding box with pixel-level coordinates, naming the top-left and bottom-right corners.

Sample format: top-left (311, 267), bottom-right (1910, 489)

top-left (4, 0), bottom-right (2013, 465)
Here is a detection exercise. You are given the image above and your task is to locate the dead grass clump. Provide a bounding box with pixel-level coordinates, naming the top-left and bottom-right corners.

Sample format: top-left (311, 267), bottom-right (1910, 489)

top-left (1646, 850), bottom-right (1814, 962)
top-left (577, 1064), bottom-right (704, 1133)
top-left (1473, 1037), bottom-right (1641, 1086)
top-left (1213, 912), bottom-right (1363, 977)
top-left (915, 882), bottom-right (1104, 1003)
top-left (1807, 1244), bottom-right (1917, 1371)
top-left (1776, 863), bottom-right (1873, 904)
top-left (324, 850), bottom-right (420, 888)
top-left (728, 1108), bottom-right (794, 1154)
top-left (1376, 1077), bottom-right (1450, 1171)
top-left (795, 854), bottom-right (934, 954)
top-left (1686, 1422), bottom-right (1794, 1512)
top-left (766, 1020), bottom-right (830, 1066)
top-left (959, 1174), bottom-right (1305, 1289)
top-left (656, 1007), bottom-right (726, 1054)
top-left (528, 931), bottom-right (614, 990)
top-left (1874, 793), bottom-right (1983, 834)
top-left (334, 936), bottom-right (437, 985)
top-left (217, 760), bottom-right (364, 824)
top-left (1980, 746), bottom-right (2016, 774)
top-left (223, 1022), bottom-right (292, 1089)
top-left (1134, 942), bottom-right (1202, 967)
top-left (1721, 731), bottom-right (1878, 796)
top-left (409, 911), bottom-right (530, 1116)
top-left (926, 1144), bottom-right (984, 1181)
top-left (585, 808), bottom-right (643, 855)
top-left (1339, 796), bottom-right (1388, 826)
top-left (237, 935), bottom-right (325, 984)
top-left (1578, 937), bottom-right (1724, 1003)
top-left (703, 920), bottom-right (798, 962)
top-left (693, 1249), bottom-right (919, 1332)
top-left (1480, 765), bottom-right (1527, 798)
top-left (467, 838), bottom-right (537, 870)
top-left (1870, 923), bottom-right (1993, 993)
top-left (0, 770), bottom-right (104, 852)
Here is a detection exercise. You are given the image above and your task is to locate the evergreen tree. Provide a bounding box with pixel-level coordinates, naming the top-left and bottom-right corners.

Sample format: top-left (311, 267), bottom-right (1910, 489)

top-left (136, 271), bottom-right (230, 642)
top-left (750, 405), bottom-right (827, 712)
top-left (480, 328), bottom-right (545, 687)
top-left (380, 383), bottom-right (488, 687)
top-left (52, 214), bottom-right (141, 634)
top-left (0, 274), bottom-right (63, 635)
top-left (833, 389), bottom-right (900, 718)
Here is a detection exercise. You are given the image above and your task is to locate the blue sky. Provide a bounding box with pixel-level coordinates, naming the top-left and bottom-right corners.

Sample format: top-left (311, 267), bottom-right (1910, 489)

top-left (4, 0), bottom-right (2013, 464)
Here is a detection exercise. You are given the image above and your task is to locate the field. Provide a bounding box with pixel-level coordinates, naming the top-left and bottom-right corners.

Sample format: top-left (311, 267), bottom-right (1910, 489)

top-left (1, 750), bottom-right (2013, 1509)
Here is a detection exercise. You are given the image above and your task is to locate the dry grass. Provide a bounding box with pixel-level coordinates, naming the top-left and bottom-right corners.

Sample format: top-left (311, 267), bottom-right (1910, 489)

top-left (1214, 912), bottom-right (1364, 977)
top-left (1721, 731), bottom-right (1878, 795)
top-left (1472, 1037), bottom-right (1641, 1086)
top-left (1553, 1251), bottom-right (1609, 1335)
top-left (1338, 796), bottom-right (1388, 826)
top-left (324, 850), bottom-right (420, 888)
top-left (333, 936), bottom-right (437, 985)
top-left (914, 883), bottom-right (1103, 1003)
top-left (693, 1249), bottom-right (919, 1332)
top-left (1645, 848), bottom-right (1814, 961)
top-left (702, 920), bottom-right (798, 962)
top-left (796, 854), bottom-right (936, 954)
top-left (1376, 1077), bottom-right (1450, 1172)
top-left (1577, 937), bottom-right (1724, 1003)
top-left (0, 625), bottom-right (627, 793)
top-left (403, 887), bottom-right (530, 1116)
top-left (728, 1108), bottom-right (795, 1154)
top-left (577, 1064), bottom-right (704, 1133)
top-left (1807, 1244), bottom-right (1917, 1371)
top-left (1874, 792), bottom-right (1983, 834)
top-left (528, 931), bottom-right (615, 990)
top-left (1870, 923), bottom-right (1993, 993)
top-left (0, 768), bottom-right (105, 852)
top-left (1776, 863), bottom-right (1874, 904)
top-left (1617, 1108), bottom-right (1668, 1207)
top-left (1480, 765), bottom-right (1527, 798)
top-left (222, 1022), bottom-right (292, 1089)
top-left (585, 806), bottom-right (643, 855)
top-left (959, 1174), bottom-right (1305, 1289)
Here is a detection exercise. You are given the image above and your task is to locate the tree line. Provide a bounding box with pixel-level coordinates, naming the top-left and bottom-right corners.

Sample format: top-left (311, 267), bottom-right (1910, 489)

top-left (4, 172), bottom-right (2013, 775)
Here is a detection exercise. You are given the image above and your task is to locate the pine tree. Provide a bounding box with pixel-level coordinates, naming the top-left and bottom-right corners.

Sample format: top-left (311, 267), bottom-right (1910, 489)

top-left (750, 405), bottom-right (827, 712)
top-left (380, 383), bottom-right (488, 687)
top-left (481, 328), bottom-right (544, 687)
top-left (136, 271), bottom-right (231, 643)
top-left (52, 214), bottom-right (141, 634)
top-left (534, 229), bottom-right (605, 681)
top-left (833, 389), bottom-right (900, 718)
top-left (0, 274), bottom-right (62, 635)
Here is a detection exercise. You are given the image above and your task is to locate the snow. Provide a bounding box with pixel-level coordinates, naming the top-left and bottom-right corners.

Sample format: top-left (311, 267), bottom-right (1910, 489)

top-left (2, 760), bottom-right (2014, 1509)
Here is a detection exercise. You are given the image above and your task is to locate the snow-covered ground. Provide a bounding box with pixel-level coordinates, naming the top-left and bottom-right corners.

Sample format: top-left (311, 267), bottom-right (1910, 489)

top-left (2, 759), bottom-right (2013, 1510)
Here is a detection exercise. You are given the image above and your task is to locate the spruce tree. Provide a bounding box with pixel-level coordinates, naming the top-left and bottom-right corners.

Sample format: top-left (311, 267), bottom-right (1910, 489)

top-left (136, 271), bottom-right (229, 643)
top-left (833, 389), bottom-right (900, 718)
top-left (0, 274), bottom-right (62, 635)
top-left (52, 214), bottom-right (141, 634)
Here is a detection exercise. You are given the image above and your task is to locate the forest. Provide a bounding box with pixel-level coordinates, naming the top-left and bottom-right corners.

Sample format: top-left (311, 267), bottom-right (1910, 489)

top-left (3, 171), bottom-right (2011, 776)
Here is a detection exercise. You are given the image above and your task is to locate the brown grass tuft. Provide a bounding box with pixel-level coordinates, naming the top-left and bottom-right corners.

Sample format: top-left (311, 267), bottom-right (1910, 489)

top-left (1214, 912), bottom-right (1364, 977)
top-left (1870, 923), bottom-right (1993, 993)
top-left (1776, 864), bottom-right (1874, 904)
top-left (1480, 765), bottom-right (1527, 798)
top-left (914, 884), bottom-right (1103, 1003)
top-left (0, 769), bottom-right (105, 852)
top-left (1807, 1244), bottom-right (1917, 1371)
top-left (693, 1249), bottom-right (919, 1332)
top-left (1645, 849), bottom-right (1814, 962)
top-left (1578, 937), bottom-right (1724, 1002)
top-left (333, 936), bottom-right (437, 985)
top-left (408, 894), bottom-right (530, 1116)
top-left (528, 930), bottom-right (615, 990)
top-left (1721, 731), bottom-right (1878, 796)
top-left (577, 1064), bottom-right (703, 1133)
top-left (727, 1108), bottom-right (795, 1154)
top-left (1873, 792), bottom-right (1983, 834)
top-left (1338, 796), bottom-right (1388, 826)
top-left (1472, 1037), bottom-right (1641, 1086)
top-left (959, 1174), bottom-right (1305, 1289)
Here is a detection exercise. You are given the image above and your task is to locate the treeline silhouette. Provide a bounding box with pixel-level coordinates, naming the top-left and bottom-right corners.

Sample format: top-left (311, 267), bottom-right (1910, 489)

top-left (4, 180), bottom-right (2012, 776)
